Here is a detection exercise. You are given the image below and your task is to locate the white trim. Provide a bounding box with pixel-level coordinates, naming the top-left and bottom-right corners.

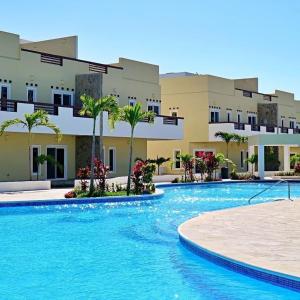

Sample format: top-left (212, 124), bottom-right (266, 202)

top-left (108, 147), bottom-right (116, 173)
top-left (147, 103), bottom-right (160, 114)
top-left (46, 145), bottom-right (68, 180)
top-left (0, 83), bottom-right (11, 99)
top-left (31, 145), bottom-right (41, 176)
top-left (26, 86), bottom-right (37, 102)
top-left (173, 149), bottom-right (181, 170)
top-left (128, 99), bottom-right (136, 106)
top-left (51, 89), bottom-right (74, 106)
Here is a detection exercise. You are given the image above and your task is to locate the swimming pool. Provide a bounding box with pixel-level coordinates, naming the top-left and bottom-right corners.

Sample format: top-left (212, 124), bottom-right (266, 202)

top-left (0, 182), bottom-right (299, 299)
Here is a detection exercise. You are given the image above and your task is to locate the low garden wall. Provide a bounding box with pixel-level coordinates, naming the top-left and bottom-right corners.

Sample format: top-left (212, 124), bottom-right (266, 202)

top-left (0, 181), bottom-right (51, 193)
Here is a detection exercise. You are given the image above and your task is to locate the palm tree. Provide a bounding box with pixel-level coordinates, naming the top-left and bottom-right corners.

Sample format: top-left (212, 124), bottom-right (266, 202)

top-left (245, 154), bottom-right (258, 176)
top-left (97, 96), bottom-right (119, 162)
top-left (0, 110), bottom-right (61, 181)
top-left (148, 156), bottom-right (170, 175)
top-left (214, 132), bottom-right (247, 166)
top-left (179, 154), bottom-right (194, 182)
top-left (118, 103), bottom-right (154, 195)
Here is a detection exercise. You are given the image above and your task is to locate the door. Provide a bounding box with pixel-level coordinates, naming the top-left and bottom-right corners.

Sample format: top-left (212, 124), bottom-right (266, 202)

top-left (47, 147), bottom-right (66, 179)
top-left (0, 85), bottom-right (9, 111)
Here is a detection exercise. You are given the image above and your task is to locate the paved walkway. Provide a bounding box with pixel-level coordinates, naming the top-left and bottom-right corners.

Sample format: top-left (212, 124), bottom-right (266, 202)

top-left (179, 200), bottom-right (300, 278)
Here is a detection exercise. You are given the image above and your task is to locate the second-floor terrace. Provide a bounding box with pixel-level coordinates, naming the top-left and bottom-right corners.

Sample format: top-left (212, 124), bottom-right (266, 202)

top-left (0, 99), bottom-right (183, 140)
top-left (209, 121), bottom-right (300, 142)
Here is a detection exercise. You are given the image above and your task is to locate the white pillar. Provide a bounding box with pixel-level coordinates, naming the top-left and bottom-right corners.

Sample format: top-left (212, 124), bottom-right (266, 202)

top-left (258, 145), bottom-right (265, 179)
top-left (283, 145), bottom-right (290, 172)
top-left (248, 145), bottom-right (255, 172)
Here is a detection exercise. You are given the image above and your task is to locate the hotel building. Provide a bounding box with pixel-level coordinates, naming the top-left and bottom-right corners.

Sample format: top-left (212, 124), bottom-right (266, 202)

top-left (148, 73), bottom-right (300, 177)
top-left (0, 31), bottom-right (183, 182)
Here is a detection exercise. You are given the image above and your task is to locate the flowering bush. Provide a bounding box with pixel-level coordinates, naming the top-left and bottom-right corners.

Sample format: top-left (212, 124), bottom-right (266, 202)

top-left (132, 160), bottom-right (156, 194)
top-left (94, 158), bottom-right (109, 194)
top-left (295, 163), bottom-right (300, 174)
top-left (77, 166), bottom-right (90, 192)
top-left (203, 153), bottom-right (219, 181)
top-left (65, 190), bottom-right (76, 198)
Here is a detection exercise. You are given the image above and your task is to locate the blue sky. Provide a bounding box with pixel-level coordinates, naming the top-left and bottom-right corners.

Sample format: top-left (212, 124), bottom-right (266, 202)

top-left (2, 0), bottom-right (300, 96)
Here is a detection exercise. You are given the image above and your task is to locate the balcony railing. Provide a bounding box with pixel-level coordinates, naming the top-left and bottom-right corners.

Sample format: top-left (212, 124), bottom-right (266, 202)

top-left (251, 124), bottom-right (260, 131)
top-left (266, 125), bottom-right (275, 133)
top-left (281, 127), bottom-right (289, 133)
top-left (293, 128), bottom-right (300, 134)
top-left (234, 122), bottom-right (245, 130)
top-left (0, 99), bottom-right (183, 126)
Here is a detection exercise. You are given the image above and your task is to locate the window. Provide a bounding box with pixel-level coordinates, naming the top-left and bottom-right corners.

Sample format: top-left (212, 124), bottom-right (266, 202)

top-left (248, 115), bottom-right (256, 125)
top-left (148, 104), bottom-right (160, 114)
top-left (173, 149), bottom-right (181, 169)
top-left (243, 90), bottom-right (252, 98)
top-left (108, 147), bottom-right (116, 173)
top-left (237, 113), bottom-right (242, 123)
top-left (129, 99), bottom-right (136, 106)
top-left (210, 110), bottom-right (219, 123)
top-left (52, 90), bottom-right (73, 106)
top-left (240, 151), bottom-right (244, 169)
top-left (227, 111), bottom-right (231, 122)
top-left (290, 120), bottom-right (296, 129)
top-left (46, 146), bottom-right (67, 179)
top-left (281, 118), bottom-right (285, 127)
top-left (31, 145), bottom-right (41, 175)
top-left (171, 111), bottom-right (178, 117)
top-left (27, 87), bottom-right (37, 103)
top-left (0, 83), bottom-right (11, 99)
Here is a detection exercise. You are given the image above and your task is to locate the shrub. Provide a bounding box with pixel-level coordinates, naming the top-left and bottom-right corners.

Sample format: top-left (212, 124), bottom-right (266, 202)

top-left (131, 160), bottom-right (156, 194)
top-left (295, 163), bottom-right (300, 174)
top-left (171, 177), bottom-right (180, 183)
top-left (65, 190), bottom-right (76, 198)
top-left (77, 167), bottom-right (90, 192)
top-left (94, 158), bottom-right (109, 194)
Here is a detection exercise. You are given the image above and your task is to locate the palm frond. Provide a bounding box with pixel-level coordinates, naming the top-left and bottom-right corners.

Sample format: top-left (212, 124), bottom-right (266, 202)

top-left (0, 118), bottom-right (27, 135)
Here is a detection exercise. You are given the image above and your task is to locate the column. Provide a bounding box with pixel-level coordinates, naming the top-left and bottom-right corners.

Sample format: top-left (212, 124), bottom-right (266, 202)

top-left (283, 145), bottom-right (290, 172)
top-left (258, 145), bottom-right (265, 179)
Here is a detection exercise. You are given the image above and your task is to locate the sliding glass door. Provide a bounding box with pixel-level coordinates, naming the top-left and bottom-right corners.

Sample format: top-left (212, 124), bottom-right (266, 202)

top-left (46, 147), bottom-right (66, 179)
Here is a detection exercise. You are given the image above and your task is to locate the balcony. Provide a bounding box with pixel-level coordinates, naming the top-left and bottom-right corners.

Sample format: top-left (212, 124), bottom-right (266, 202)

top-left (209, 122), bottom-right (296, 141)
top-left (0, 99), bottom-right (184, 140)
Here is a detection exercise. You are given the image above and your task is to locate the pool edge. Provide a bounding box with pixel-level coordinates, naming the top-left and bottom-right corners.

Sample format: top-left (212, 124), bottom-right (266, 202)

top-left (0, 189), bottom-right (165, 208)
top-left (178, 222), bottom-right (300, 293)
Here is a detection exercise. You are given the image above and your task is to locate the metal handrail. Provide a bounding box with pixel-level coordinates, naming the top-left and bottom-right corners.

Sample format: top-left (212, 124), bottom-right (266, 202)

top-left (248, 180), bottom-right (293, 204)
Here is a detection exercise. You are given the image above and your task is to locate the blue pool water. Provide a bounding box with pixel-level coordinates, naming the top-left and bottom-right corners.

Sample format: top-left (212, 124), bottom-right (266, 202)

top-left (0, 182), bottom-right (300, 299)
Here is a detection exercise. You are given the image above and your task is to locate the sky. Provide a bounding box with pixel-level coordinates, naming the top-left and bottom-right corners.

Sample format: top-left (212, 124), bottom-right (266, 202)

top-left (1, 0), bottom-right (300, 96)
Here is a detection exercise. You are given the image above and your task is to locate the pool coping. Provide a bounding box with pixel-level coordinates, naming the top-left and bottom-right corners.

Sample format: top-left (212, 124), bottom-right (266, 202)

top-left (0, 188), bottom-right (165, 208)
top-left (178, 215), bottom-right (300, 293)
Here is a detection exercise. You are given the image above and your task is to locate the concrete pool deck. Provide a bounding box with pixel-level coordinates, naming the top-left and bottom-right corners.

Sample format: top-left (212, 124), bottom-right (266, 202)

top-left (179, 200), bottom-right (300, 279)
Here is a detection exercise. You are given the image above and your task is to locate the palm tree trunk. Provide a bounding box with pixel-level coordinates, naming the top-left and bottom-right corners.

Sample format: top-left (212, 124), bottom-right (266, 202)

top-left (28, 131), bottom-right (32, 181)
top-left (99, 111), bottom-right (104, 162)
top-left (126, 128), bottom-right (134, 196)
top-left (89, 119), bottom-right (96, 194)
top-left (226, 142), bottom-right (229, 168)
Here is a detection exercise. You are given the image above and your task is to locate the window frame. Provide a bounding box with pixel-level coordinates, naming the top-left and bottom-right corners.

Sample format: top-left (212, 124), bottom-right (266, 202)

top-left (147, 103), bottom-right (160, 115)
top-left (108, 147), bottom-right (116, 173)
top-left (0, 83), bottom-right (11, 99)
top-left (51, 89), bottom-right (74, 106)
top-left (46, 145), bottom-right (68, 180)
top-left (31, 145), bottom-right (41, 176)
top-left (173, 149), bottom-right (182, 170)
top-left (210, 109), bottom-right (220, 123)
top-left (26, 86), bottom-right (37, 102)
top-left (128, 99), bottom-right (136, 107)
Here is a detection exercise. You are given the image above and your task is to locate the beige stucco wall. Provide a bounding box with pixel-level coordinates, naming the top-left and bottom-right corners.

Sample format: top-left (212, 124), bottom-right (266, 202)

top-left (0, 32), bottom-right (161, 111)
top-left (21, 36), bottom-right (78, 58)
top-left (0, 133), bottom-right (75, 181)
